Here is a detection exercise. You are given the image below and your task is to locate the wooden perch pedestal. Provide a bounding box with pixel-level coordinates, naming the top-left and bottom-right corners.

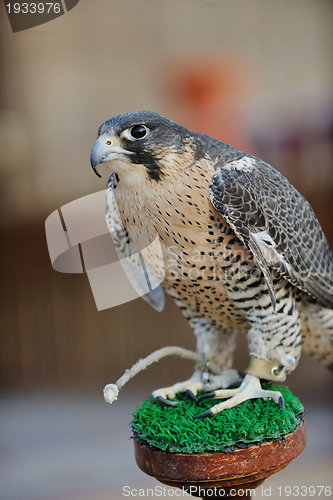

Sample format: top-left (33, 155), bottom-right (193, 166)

top-left (134, 421), bottom-right (306, 499)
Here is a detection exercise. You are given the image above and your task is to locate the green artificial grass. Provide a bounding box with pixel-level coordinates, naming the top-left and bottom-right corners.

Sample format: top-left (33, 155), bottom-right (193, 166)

top-left (131, 383), bottom-right (304, 454)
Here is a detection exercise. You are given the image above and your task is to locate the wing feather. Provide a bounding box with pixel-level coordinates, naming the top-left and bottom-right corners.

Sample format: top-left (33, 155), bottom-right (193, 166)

top-left (209, 156), bottom-right (333, 308)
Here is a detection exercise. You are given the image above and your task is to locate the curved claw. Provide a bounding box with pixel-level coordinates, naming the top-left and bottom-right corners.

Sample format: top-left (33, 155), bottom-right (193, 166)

top-left (195, 409), bottom-right (213, 419)
top-left (186, 389), bottom-right (199, 402)
top-left (197, 391), bottom-right (216, 402)
top-left (155, 395), bottom-right (180, 407)
top-left (195, 374), bottom-right (285, 418)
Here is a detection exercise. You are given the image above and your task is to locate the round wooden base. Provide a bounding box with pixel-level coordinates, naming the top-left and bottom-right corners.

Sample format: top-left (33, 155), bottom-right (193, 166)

top-left (134, 421), bottom-right (306, 499)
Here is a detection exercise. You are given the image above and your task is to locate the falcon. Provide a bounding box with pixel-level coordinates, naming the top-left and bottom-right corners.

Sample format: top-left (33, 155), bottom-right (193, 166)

top-left (90, 110), bottom-right (333, 418)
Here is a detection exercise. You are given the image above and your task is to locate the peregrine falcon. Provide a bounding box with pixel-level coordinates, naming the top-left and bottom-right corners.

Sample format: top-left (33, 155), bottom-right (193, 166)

top-left (90, 110), bottom-right (333, 418)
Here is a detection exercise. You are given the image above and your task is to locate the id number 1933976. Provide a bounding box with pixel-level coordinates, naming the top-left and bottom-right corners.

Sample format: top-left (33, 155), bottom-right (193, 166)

top-left (277, 486), bottom-right (331, 496)
top-left (5, 3), bottom-right (61, 14)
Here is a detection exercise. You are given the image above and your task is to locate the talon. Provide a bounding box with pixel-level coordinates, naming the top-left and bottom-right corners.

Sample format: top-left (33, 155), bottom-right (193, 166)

top-left (186, 389), bottom-right (199, 402)
top-left (155, 396), bottom-right (179, 407)
top-left (278, 395), bottom-right (285, 409)
top-left (195, 409), bottom-right (213, 419)
top-left (194, 374), bottom-right (285, 417)
top-left (197, 391), bottom-right (216, 402)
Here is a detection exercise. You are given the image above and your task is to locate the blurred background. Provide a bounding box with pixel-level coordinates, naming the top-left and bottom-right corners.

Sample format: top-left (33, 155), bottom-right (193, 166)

top-left (0, 1), bottom-right (333, 499)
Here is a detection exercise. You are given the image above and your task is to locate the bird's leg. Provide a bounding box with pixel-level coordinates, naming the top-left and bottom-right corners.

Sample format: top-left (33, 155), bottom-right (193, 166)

top-left (196, 355), bottom-right (296, 418)
top-left (153, 319), bottom-right (241, 405)
top-left (196, 373), bottom-right (284, 418)
top-left (194, 281), bottom-right (301, 416)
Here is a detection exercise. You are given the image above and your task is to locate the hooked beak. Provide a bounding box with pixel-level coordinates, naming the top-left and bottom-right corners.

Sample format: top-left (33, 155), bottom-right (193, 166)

top-left (90, 136), bottom-right (115, 178)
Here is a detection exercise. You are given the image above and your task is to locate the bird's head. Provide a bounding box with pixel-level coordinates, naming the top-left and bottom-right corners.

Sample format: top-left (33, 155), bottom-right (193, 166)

top-left (90, 111), bottom-right (204, 183)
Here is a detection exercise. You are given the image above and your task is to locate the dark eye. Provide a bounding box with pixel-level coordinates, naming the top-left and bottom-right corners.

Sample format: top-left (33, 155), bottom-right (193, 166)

top-left (130, 124), bottom-right (148, 139)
